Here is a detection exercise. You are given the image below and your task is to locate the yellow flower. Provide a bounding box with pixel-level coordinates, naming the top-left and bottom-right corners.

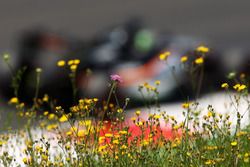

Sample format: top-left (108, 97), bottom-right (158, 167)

top-left (23, 157), bottom-right (32, 165)
top-left (99, 136), bottom-right (105, 143)
top-left (66, 131), bottom-right (72, 136)
top-left (159, 51), bottom-right (171, 61)
top-left (42, 94), bottom-right (49, 102)
top-left (233, 84), bottom-right (247, 91)
top-left (46, 124), bottom-right (58, 131)
top-left (155, 80), bottom-right (161, 85)
top-left (70, 64), bottom-right (77, 71)
top-left (67, 60), bottom-right (74, 66)
top-left (48, 113), bottom-right (55, 120)
top-left (221, 83), bottom-right (229, 89)
top-left (231, 141), bottom-right (237, 146)
top-left (135, 110), bottom-right (141, 116)
top-left (119, 130), bottom-right (128, 135)
top-left (57, 60), bottom-right (65, 67)
top-left (74, 59), bottom-right (80, 65)
top-left (153, 114), bottom-right (161, 119)
top-left (9, 97), bottom-right (19, 104)
top-left (117, 108), bottom-right (123, 113)
top-left (196, 45), bottom-right (210, 53)
top-left (77, 130), bottom-right (85, 137)
top-left (238, 84), bottom-right (247, 91)
top-left (180, 56), bottom-right (188, 63)
top-left (43, 111), bottom-right (49, 116)
top-left (195, 57), bottom-right (204, 64)
top-left (112, 140), bottom-right (119, 145)
top-left (105, 133), bottom-right (113, 138)
top-left (59, 115), bottom-right (68, 122)
top-left (182, 102), bottom-right (190, 109)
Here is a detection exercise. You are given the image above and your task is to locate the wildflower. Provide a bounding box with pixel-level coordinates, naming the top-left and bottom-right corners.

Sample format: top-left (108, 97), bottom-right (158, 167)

top-left (233, 84), bottom-right (247, 91)
top-left (238, 84), bottom-right (247, 91)
top-left (77, 130), bottom-right (85, 137)
top-left (155, 80), bottom-right (161, 85)
top-left (231, 141), bottom-right (237, 146)
top-left (180, 56), bottom-right (188, 63)
top-left (117, 108), bottom-right (123, 113)
top-left (159, 51), bottom-right (171, 61)
top-left (196, 45), bottom-right (210, 53)
top-left (70, 64), bottom-right (77, 71)
top-left (131, 117), bottom-right (136, 122)
top-left (3, 53), bottom-right (9, 61)
top-left (205, 159), bottom-right (214, 165)
top-left (110, 74), bottom-right (123, 83)
top-left (112, 140), bottom-right (119, 145)
top-left (67, 60), bottom-right (74, 66)
top-left (135, 110), bottom-right (141, 116)
top-left (23, 157), bottom-right (32, 165)
top-left (48, 113), bottom-right (55, 120)
top-left (153, 114), bottom-right (161, 119)
top-left (57, 60), bottom-right (65, 67)
top-left (59, 115), bottom-right (68, 122)
top-left (66, 131), bottom-right (72, 136)
top-left (136, 121), bottom-right (143, 126)
top-left (182, 102), bottom-right (190, 109)
top-left (221, 83), bottom-right (229, 89)
top-left (74, 59), bottom-right (80, 65)
top-left (43, 111), bottom-right (49, 116)
top-left (36, 68), bottom-right (42, 73)
top-left (119, 130), bottom-right (128, 135)
top-left (46, 124), bottom-right (58, 131)
top-left (9, 97), bottom-right (19, 104)
top-left (195, 57), bottom-right (204, 64)
top-left (43, 94), bottom-right (49, 102)
top-left (121, 145), bottom-right (127, 149)
top-left (105, 133), bottom-right (113, 138)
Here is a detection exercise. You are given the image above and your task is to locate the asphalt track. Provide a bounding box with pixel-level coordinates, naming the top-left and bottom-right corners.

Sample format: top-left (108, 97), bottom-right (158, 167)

top-left (0, 0), bottom-right (250, 52)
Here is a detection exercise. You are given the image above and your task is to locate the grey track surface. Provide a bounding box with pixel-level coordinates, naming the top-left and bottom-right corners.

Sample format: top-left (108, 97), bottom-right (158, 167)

top-left (0, 0), bottom-right (250, 52)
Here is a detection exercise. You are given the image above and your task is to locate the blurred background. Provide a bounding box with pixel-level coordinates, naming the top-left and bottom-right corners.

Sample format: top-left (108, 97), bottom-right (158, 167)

top-left (1, 0), bottom-right (250, 109)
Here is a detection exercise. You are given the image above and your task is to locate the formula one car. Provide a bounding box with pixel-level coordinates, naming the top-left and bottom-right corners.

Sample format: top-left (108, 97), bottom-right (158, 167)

top-left (0, 19), bottom-right (230, 109)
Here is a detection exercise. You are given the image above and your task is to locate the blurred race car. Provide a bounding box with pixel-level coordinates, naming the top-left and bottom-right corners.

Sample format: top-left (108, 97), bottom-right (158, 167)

top-left (0, 19), bottom-right (231, 108)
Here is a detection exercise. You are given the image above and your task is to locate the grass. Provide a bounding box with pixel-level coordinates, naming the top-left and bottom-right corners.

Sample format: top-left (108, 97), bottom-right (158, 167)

top-left (0, 46), bottom-right (249, 166)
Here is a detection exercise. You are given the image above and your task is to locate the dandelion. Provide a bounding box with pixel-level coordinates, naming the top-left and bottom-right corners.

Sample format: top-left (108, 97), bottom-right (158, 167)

top-left (159, 51), bottom-right (171, 61)
top-left (57, 60), bottom-right (65, 67)
top-left (196, 45), bottom-right (210, 53)
top-left (155, 80), bottom-right (161, 85)
top-left (231, 141), bottom-right (237, 146)
top-left (77, 130), bottom-right (85, 137)
top-left (67, 60), bottom-right (74, 66)
top-left (180, 56), bottom-right (188, 63)
top-left (105, 133), bottom-right (113, 138)
top-left (195, 57), bottom-right (204, 64)
top-left (9, 97), bottom-right (19, 104)
top-left (74, 59), bottom-right (80, 65)
top-left (110, 74), bottom-right (123, 83)
top-left (135, 110), bottom-right (141, 116)
top-left (182, 102), bottom-right (190, 109)
top-left (119, 130), bottom-right (128, 135)
top-left (70, 64), bottom-right (77, 71)
top-left (59, 115), bottom-right (68, 122)
top-left (233, 84), bottom-right (247, 91)
top-left (238, 84), bottom-right (247, 91)
top-left (221, 83), bottom-right (229, 89)
top-left (48, 113), bottom-right (55, 120)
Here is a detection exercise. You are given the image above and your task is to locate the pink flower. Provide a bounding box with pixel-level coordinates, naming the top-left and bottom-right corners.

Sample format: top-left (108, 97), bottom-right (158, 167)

top-left (110, 74), bottom-right (123, 83)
